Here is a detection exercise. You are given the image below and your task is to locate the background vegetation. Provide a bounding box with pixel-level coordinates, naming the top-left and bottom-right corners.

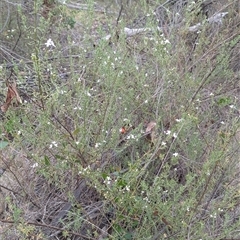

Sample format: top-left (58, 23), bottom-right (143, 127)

top-left (0, 0), bottom-right (239, 239)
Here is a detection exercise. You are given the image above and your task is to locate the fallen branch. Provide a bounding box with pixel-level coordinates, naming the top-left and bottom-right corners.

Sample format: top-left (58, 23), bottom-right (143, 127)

top-left (0, 219), bottom-right (94, 239)
top-left (189, 12), bottom-right (228, 32)
top-left (102, 11), bottom-right (228, 40)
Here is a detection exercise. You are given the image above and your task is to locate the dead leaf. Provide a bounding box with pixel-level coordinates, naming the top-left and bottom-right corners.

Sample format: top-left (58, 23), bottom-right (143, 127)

top-left (1, 82), bottom-right (22, 113)
top-left (145, 121), bottom-right (157, 143)
top-left (145, 121), bottom-right (156, 133)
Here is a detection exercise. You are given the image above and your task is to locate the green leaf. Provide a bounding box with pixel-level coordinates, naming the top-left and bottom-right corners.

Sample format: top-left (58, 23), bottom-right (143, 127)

top-left (72, 128), bottom-right (80, 136)
top-left (124, 232), bottom-right (133, 240)
top-left (101, 172), bottom-right (108, 179)
top-left (217, 97), bottom-right (231, 106)
top-left (0, 141), bottom-right (8, 149)
top-left (44, 156), bottom-right (50, 166)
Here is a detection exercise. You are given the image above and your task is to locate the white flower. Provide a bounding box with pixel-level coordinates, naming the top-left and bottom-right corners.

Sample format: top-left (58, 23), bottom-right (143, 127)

top-left (32, 163), bottom-right (39, 168)
top-left (210, 213), bottom-right (216, 218)
top-left (104, 176), bottom-right (111, 185)
top-left (173, 152), bottom-right (179, 157)
top-left (45, 38), bottom-right (55, 48)
top-left (73, 106), bottom-right (82, 110)
top-left (95, 142), bottom-right (101, 148)
top-left (164, 130), bottom-right (171, 135)
top-left (85, 91), bottom-right (91, 97)
top-left (127, 134), bottom-right (135, 140)
top-left (161, 141), bottom-right (166, 146)
top-left (176, 118), bottom-right (183, 122)
top-left (60, 90), bottom-right (66, 94)
top-left (173, 132), bottom-right (177, 138)
top-left (49, 141), bottom-right (58, 148)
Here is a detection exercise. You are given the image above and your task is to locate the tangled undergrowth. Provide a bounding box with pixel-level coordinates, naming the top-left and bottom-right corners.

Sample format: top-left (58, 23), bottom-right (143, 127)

top-left (0, 0), bottom-right (239, 239)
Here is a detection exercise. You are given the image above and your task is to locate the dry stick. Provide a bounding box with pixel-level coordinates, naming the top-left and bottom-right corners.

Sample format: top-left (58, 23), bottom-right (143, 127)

top-left (11, 11), bottom-right (22, 52)
top-left (184, 62), bottom-right (218, 113)
top-left (200, 168), bottom-right (226, 219)
top-left (0, 0), bottom-right (10, 34)
top-left (1, 156), bottom-right (40, 209)
top-left (181, 31), bottom-right (239, 83)
top-left (116, 3), bottom-right (123, 26)
top-left (5, 55), bottom-right (83, 68)
top-left (51, 114), bottom-right (75, 141)
top-left (0, 219), bottom-right (94, 239)
top-left (0, 183), bottom-right (20, 196)
top-left (185, 31), bottom-right (239, 113)
top-left (49, 114), bottom-right (88, 164)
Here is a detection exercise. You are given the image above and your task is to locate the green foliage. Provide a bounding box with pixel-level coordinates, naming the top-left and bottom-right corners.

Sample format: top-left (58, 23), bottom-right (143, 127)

top-left (0, 0), bottom-right (239, 239)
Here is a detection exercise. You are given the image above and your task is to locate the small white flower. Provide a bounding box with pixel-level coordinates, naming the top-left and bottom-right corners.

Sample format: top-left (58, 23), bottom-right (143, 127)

top-left (49, 141), bottom-right (58, 148)
top-left (127, 134), bottom-right (135, 140)
top-left (17, 131), bottom-right (21, 135)
top-left (209, 92), bottom-right (214, 96)
top-left (104, 176), bottom-right (111, 185)
top-left (210, 213), bottom-right (216, 218)
top-left (164, 130), bottom-right (171, 135)
top-left (95, 142), bottom-right (101, 148)
top-left (76, 141), bottom-right (79, 145)
top-left (60, 90), bottom-right (66, 94)
top-left (229, 105), bottom-right (235, 109)
top-left (173, 152), bottom-right (179, 157)
top-left (73, 106), bottom-right (82, 110)
top-left (220, 121), bottom-right (225, 125)
top-left (176, 118), bottom-right (183, 122)
top-left (161, 141), bottom-right (166, 146)
top-left (173, 132), bottom-right (177, 138)
top-left (45, 38), bottom-right (55, 48)
top-left (32, 163), bottom-right (39, 168)
top-left (85, 91), bottom-right (91, 97)
top-left (125, 186), bottom-right (130, 192)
